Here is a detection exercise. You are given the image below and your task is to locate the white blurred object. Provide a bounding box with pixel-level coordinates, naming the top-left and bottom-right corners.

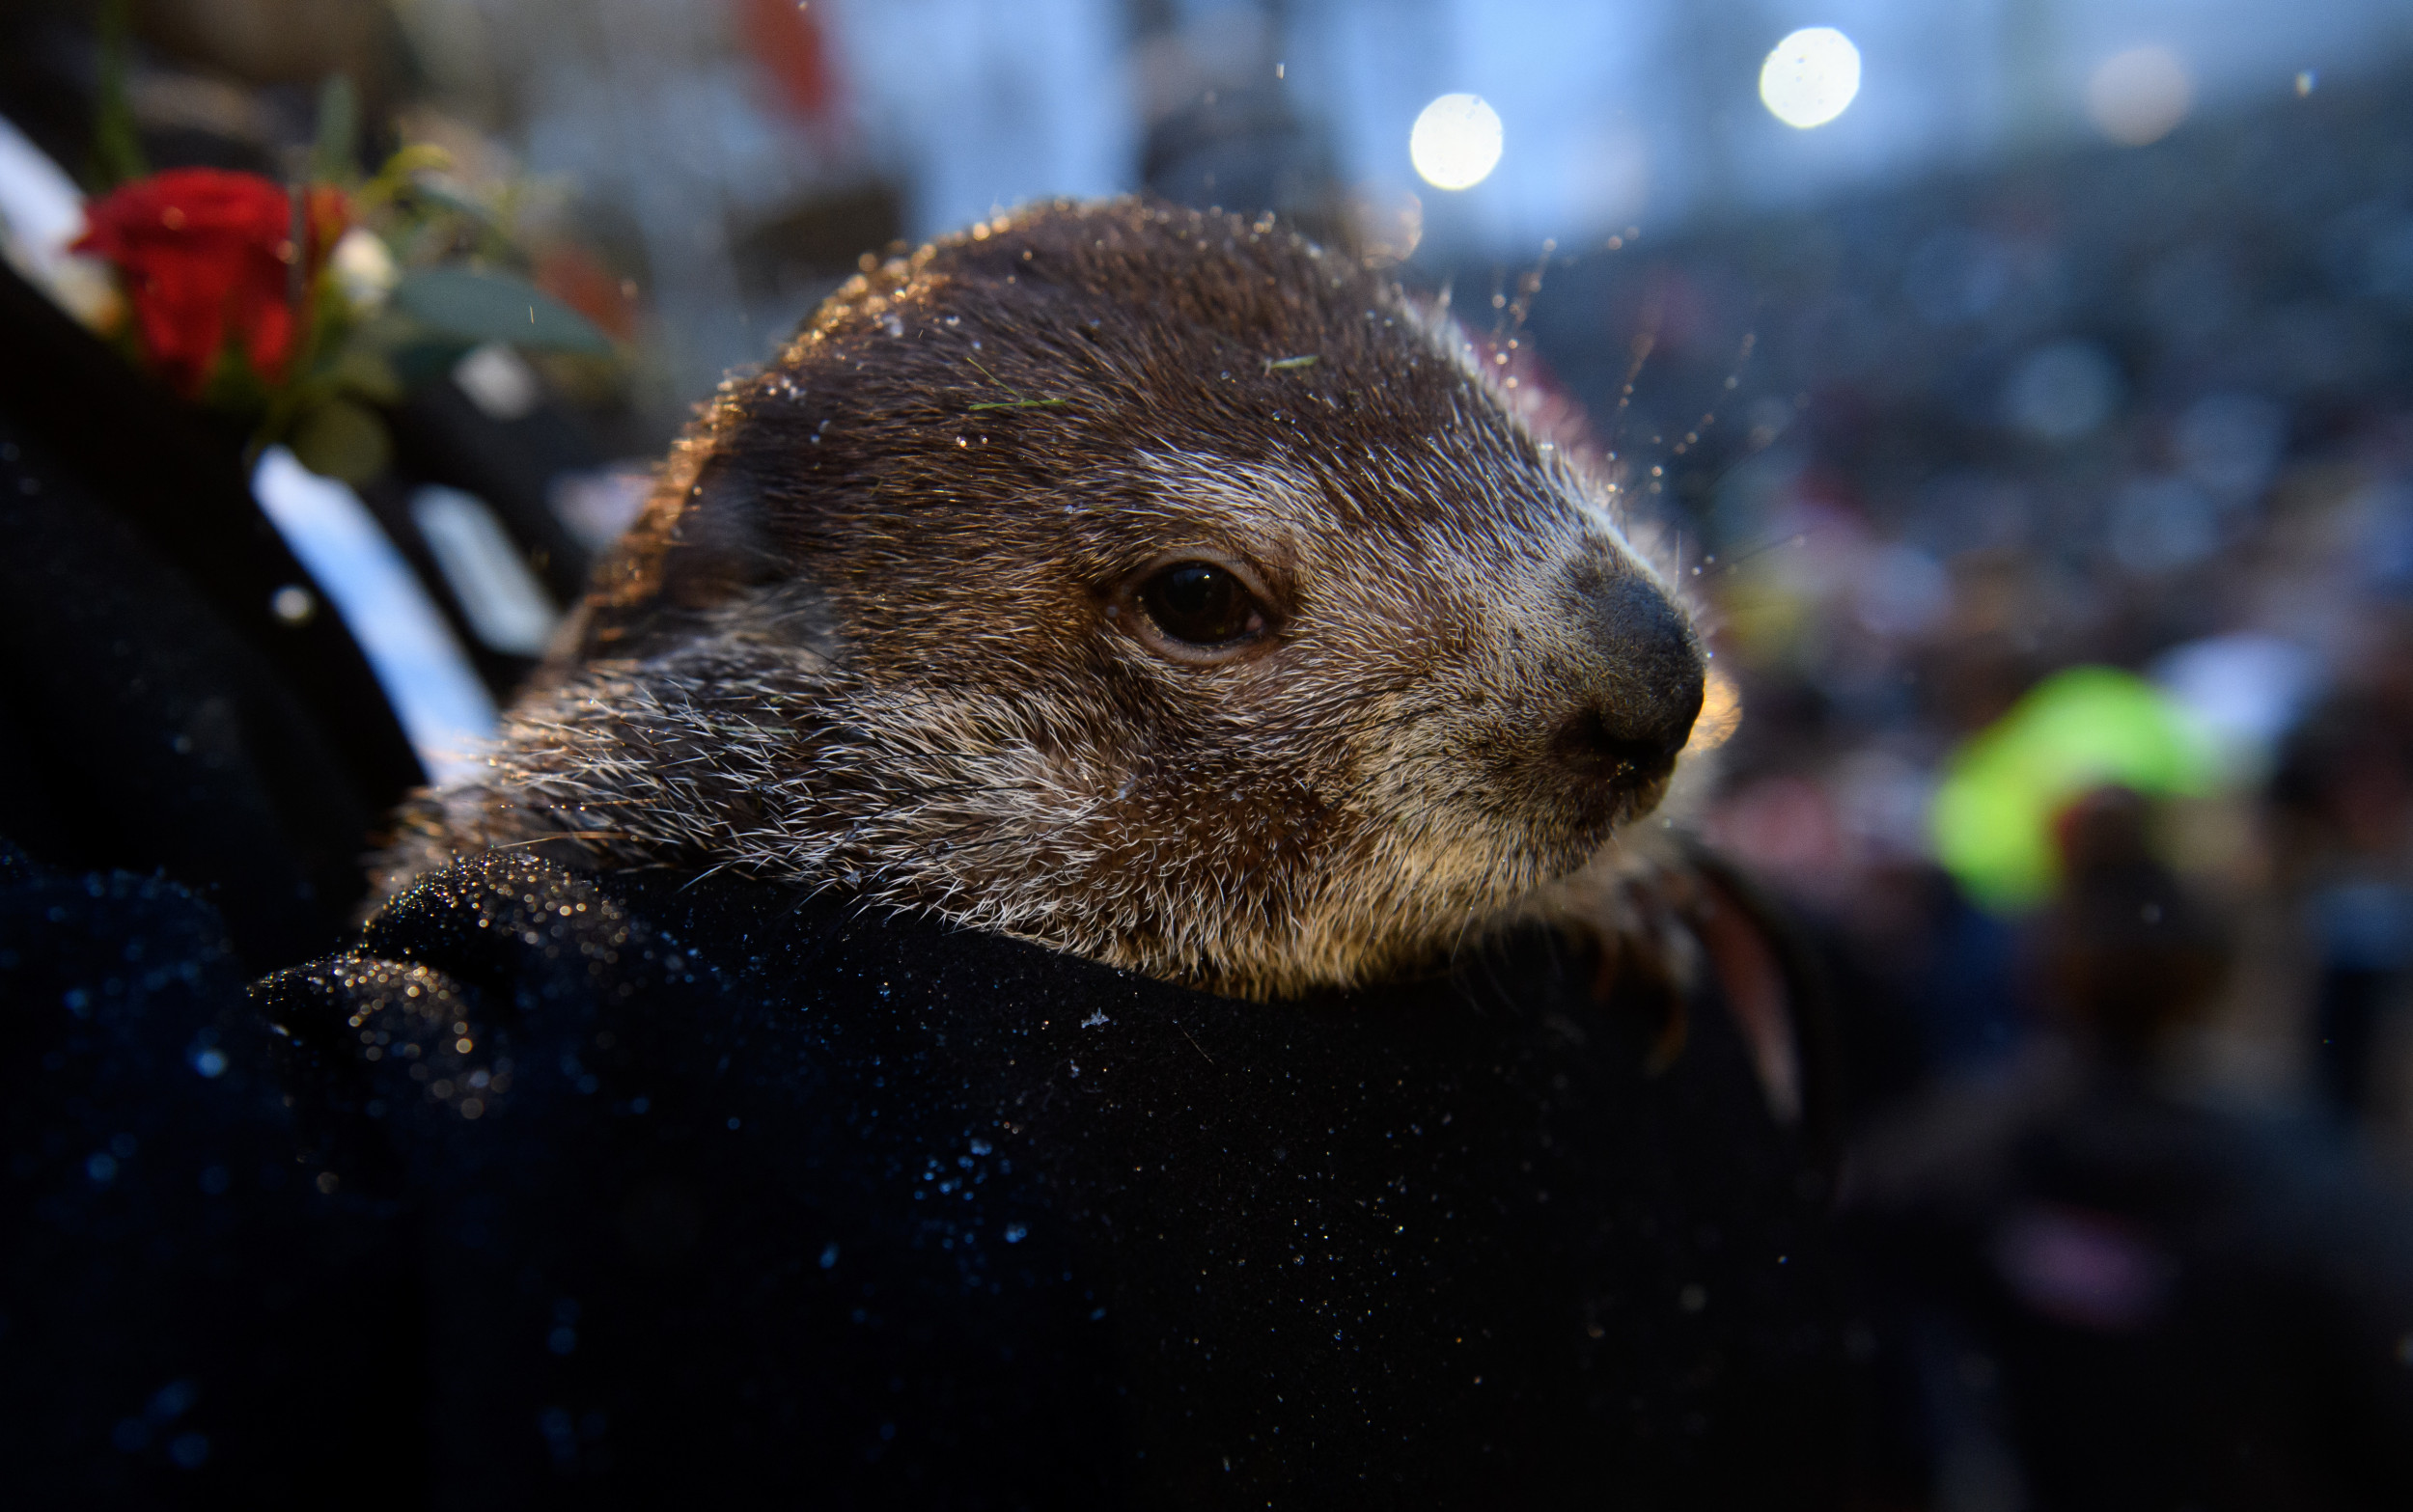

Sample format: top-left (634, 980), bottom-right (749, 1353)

top-left (2150, 632), bottom-right (2321, 781)
top-left (330, 226), bottom-right (400, 314)
top-left (453, 342), bottom-right (543, 422)
top-left (0, 113), bottom-right (118, 326)
top-left (1409, 94), bottom-right (1504, 190)
top-left (410, 485), bottom-right (562, 656)
top-left (2087, 45), bottom-right (2194, 146)
top-left (252, 449), bottom-right (498, 786)
top-left (1759, 27), bottom-right (1862, 131)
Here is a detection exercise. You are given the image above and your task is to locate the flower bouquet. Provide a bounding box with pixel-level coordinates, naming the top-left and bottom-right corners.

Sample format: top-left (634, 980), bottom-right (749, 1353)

top-left (69, 81), bottom-right (619, 484)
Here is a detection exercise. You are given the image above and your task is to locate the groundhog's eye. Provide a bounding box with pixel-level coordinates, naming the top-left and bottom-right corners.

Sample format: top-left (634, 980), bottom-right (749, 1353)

top-left (1120, 552), bottom-right (1284, 660)
top-left (1125, 559), bottom-right (1275, 659)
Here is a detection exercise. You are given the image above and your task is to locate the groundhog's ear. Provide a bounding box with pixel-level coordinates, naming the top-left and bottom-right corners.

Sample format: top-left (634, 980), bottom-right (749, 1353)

top-left (656, 456), bottom-right (790, 610)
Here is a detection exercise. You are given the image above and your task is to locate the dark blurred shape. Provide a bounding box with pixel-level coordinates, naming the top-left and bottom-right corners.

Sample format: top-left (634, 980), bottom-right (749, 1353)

top-left (1845, 788), bottom-right (2413, 1510)
top-left (0, 2), bottom-right (413, 183)
top-left (1132, 2), bottom-right (1345, 242)
top-left (131, 0), bottom-right (402, 92)
top-left (1831, 860), bottom-right (2024, 1111)
top-left (2039, 786), bottom-right (2231, 1063)
top-left (2272, 685), bottom-right (2413, 1120)
top-left (729, 179), bottom-right (904, 308)
top-left (1142, 83), bottom-right (1338, 226)
top-left (1706, 756), bottom-right (2024, 1127)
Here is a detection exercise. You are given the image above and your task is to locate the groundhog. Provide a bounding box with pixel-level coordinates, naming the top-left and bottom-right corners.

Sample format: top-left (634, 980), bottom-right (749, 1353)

top-left (385, 197), bottom-right (1709, 1002)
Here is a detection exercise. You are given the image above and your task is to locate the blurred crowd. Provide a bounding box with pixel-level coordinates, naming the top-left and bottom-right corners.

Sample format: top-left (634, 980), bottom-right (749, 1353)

top-left (1552, 66), bottom-right (2413, 1162)
top-left (1526, 50), bottom-right (2413, 1511)
top-left (3, 2), bottom-right (2410, 1507)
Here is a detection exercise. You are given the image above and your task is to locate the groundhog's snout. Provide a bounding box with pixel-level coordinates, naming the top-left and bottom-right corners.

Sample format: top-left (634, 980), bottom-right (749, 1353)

top-left (1550, 572), bottom-right (1705, 793)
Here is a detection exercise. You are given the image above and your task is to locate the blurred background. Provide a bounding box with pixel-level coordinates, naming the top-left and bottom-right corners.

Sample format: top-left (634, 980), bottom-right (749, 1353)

top-left (4, 1), bottom-right (2412, 1505)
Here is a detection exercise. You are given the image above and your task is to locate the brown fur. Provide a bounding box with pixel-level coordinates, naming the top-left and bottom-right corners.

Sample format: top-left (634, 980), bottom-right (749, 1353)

top-left (385, 199), bottom-right (1708, 1001)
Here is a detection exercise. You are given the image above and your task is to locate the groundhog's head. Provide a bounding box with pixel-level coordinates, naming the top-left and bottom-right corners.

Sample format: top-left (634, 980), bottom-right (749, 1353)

top-left (473, 199), bottom-right (1705, 998)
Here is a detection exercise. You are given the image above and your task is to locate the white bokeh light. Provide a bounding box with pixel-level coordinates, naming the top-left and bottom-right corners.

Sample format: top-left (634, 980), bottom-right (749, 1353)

top-left (1409, 94), bottom-right (1504, 191)
top-left (1759, 27), bottom-right (1862, 130)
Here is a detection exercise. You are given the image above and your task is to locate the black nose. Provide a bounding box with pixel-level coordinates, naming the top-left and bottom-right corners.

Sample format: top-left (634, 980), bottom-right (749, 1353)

top-left (1552, 572), bottom-right (1705, 790)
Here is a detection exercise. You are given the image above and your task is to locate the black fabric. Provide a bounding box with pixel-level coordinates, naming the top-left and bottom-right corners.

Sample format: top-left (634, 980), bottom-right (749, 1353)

top-left (0, 412), bottom-right (385, 967)
top-left (0, 843), bottom-right (423, 1506)
top-left (5, 839), bottom-right (1848, 1505)
top-left (235, 853), bottom-right (1849, 1508)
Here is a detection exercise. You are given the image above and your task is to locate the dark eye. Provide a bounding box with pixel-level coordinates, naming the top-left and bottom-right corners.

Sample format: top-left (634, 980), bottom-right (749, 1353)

top-left (1137, 561), bottom-right (1270, 647)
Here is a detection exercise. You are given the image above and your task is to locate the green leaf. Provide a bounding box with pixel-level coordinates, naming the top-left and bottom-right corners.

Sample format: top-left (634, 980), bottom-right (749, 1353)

top-left (87, 0), bottom-right (146, 189)
top-left (289, 398), bottom-right (393, 485)
top-left (391, 268), bottom-right (613, 355)
top-left (405, 179), bottom-right (501, 232)
top-left (356, 144), bottom-right (454, 211)
top-left (312, 74), bottom-right (361, 183)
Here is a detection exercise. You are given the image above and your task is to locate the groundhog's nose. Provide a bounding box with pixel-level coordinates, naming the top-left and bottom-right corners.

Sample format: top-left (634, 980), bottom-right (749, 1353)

top-left (1552, 572), bottom-right (1705, 791)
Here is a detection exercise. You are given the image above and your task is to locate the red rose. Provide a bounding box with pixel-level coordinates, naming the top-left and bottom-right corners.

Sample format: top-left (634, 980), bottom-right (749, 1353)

top-left (74, 169), bottom-right (348, 399)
